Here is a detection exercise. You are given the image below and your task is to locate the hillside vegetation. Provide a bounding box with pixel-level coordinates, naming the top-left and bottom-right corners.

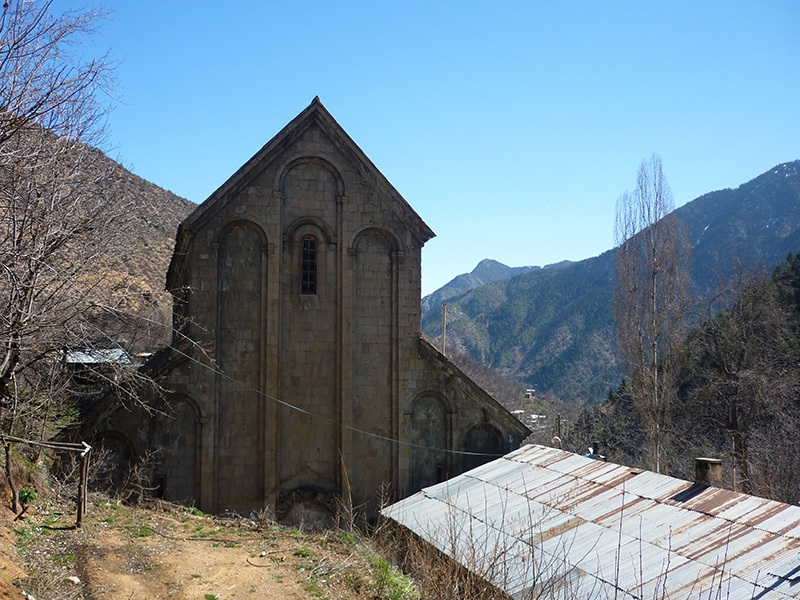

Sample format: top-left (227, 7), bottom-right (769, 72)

top-left (91, 152), bottom-right (194, 349)
top-left (569, 251), bottom-right (800, 504)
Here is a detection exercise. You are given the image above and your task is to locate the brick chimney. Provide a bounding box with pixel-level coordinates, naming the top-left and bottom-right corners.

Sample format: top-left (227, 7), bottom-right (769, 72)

top-left (695, 457), bottom-right (722, 486)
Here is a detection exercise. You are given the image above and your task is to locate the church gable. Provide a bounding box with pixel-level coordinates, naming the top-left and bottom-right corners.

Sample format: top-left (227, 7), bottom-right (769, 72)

top-left (168, 98), bottom-right (433, 293)
top-left (90, 99), bottom-right (528, 519)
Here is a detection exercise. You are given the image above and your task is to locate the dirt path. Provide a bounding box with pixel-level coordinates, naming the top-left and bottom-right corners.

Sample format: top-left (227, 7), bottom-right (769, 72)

top-left (83, 526), bottom-right (317, 599)
top-left (7, 500), bottom-right (413, 600)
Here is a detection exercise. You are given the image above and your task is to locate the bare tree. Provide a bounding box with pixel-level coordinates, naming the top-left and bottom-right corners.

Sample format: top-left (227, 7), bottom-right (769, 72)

top-left (0, 0), bottom-right (131, 447)
top-left (613, 155), bottom-right (689, 473)
top-left (681, 262), bottom-right (800, 498)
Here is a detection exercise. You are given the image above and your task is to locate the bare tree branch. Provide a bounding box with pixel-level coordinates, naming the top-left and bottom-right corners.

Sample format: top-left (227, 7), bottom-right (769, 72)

top-left (0, 1), bottom-right (136, 453)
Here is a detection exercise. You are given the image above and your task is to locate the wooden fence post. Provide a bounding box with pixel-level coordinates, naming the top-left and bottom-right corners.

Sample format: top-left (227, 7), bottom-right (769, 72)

top-left (0, 434), bottom-right (92, 528)
top-left (77, 442), bottom-right (91, 528)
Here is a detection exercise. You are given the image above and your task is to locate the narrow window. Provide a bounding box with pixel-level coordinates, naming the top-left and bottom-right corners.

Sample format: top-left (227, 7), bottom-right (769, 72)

top-left (301, 235), bottom-right (317, 294)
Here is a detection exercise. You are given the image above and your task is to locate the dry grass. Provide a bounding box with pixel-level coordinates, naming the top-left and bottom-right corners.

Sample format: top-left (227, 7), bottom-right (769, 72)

top-left (5, 495), bottom-right (420, 600)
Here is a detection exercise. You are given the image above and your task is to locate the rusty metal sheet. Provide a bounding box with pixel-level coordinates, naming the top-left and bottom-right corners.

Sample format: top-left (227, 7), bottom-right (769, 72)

top-left (623, 469), bottom-right (691, 500)
top-left (383, 444), bottom-right (800, 599)
top-left (745, 504), bottom-right (800, 537)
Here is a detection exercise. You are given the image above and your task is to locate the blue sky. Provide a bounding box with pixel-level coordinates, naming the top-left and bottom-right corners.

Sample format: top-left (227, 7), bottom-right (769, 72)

top-left (59, 1), bottom-right (800, 295)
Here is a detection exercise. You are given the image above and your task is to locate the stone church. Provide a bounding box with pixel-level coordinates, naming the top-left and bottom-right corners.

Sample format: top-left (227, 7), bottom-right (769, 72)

top-left (88, 98), bottom-right (529, 519)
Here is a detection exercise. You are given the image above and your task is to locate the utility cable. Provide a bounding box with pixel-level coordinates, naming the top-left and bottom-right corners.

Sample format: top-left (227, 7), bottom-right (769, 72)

top-left (91, 302), bottom-right (516, 459)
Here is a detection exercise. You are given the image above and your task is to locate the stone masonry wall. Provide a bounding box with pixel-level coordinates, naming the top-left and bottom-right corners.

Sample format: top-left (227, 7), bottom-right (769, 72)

top-left (89, 102), bottom-right (527, 516)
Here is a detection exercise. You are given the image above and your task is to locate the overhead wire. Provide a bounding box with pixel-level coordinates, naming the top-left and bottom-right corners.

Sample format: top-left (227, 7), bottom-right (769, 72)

top-left (96, 302), bottom-right (515, 459)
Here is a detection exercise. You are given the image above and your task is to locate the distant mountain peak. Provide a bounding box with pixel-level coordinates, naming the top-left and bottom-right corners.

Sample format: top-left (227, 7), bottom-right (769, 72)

top-left (423, 260), bottom-right (542, 314)
top-left (423, 258), bottom-right (577, 314)
top-left (470, 259), bottom-right (535, 280)
top-left (473, 258), bottom-right (509, 271)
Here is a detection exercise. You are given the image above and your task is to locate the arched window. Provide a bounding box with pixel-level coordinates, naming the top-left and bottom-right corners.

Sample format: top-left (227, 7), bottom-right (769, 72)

top-left (301, 235), bottom-right (317, 294)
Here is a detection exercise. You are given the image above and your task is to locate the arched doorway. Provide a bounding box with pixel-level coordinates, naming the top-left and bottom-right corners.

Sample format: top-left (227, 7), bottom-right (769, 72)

top-left (91, 431), bottom-right (135, 496)
top-left (150, 395), bottom-right (199, 503)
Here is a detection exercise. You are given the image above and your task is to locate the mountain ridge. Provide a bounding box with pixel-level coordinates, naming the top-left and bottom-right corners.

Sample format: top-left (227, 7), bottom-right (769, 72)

top-left (422, 160), bottom-right (800, 403)
top-left (422, 258), bottom-right (572, 313)
top-left (81, 146), bottom-right (195, 349)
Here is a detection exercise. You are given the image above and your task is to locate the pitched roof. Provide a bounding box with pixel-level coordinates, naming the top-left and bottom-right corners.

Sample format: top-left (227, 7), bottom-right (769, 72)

top-left (382, 444), bottom-right (800, 599)
top-left (418, 338), bottom-right (531, 441)
top-left (167, 97), bottom-right (434, 289)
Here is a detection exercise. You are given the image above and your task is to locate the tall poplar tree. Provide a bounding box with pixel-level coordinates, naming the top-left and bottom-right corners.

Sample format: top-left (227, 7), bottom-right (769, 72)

top-left (613, 155), bottom-right (689, 473)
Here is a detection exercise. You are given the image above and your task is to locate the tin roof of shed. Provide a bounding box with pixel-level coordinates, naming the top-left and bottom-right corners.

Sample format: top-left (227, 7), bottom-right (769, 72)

top-left (382, 444), bottom-right (800, 599)
top-left (62, 348), bottom-right (131, 365)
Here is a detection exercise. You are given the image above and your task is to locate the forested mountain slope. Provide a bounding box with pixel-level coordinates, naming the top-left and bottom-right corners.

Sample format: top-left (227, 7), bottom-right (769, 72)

top-left (422, 161), bottom-right (800, 403)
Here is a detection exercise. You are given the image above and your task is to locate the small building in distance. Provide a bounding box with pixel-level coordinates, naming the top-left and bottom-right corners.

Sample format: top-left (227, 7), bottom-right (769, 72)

top-left (62, 348), bottom-right (131, 390)
top-left (85, 98), bottom-right (529, 520)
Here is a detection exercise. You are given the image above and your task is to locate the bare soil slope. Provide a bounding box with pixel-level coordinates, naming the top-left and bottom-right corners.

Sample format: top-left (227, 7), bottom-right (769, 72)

top-left (6, 500), bottom-right (416, 600)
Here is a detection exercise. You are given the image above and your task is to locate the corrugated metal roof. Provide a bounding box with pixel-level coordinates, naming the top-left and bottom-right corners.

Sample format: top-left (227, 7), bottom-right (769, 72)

top-left (63, 348), bottom-right (131, 365)
top-left (382, 444), bottom-right (800, 599)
